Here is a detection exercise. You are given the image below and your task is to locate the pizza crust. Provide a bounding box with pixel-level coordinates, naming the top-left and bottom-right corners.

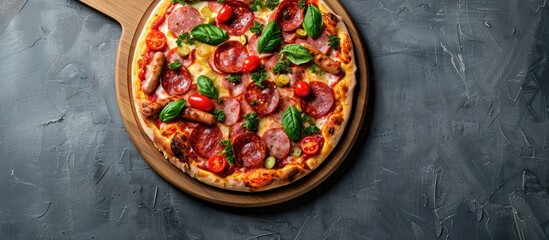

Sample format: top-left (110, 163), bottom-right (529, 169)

top-left (131, 0), bottom-right (357, 192)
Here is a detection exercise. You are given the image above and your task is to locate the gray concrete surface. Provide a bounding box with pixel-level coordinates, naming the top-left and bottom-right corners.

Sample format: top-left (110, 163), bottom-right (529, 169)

top-left (1, 0), bottom-right (548, 239)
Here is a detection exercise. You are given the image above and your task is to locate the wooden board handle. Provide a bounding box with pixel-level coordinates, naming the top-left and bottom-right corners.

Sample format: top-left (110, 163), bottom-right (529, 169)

top-left (78, 0), bottom-right (151, 30)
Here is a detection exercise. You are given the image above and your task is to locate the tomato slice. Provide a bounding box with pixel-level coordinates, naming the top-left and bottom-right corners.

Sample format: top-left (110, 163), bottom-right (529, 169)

top-left (242, 55), bottom-right (261, 73)
top-left (301, 136), bottom-right (320, 155)
top-left (146, 30), bottom-right (167, 51)
top-left (294, 81), bottom-right (311, 97)
top-left (208, 154), bottom-right (227, 173)
top-left (188, 93), bottom-right (215, 112)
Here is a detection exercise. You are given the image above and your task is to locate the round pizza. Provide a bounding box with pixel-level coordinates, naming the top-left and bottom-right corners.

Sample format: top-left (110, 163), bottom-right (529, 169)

top-left (132, 0), bottom-right (356, 192)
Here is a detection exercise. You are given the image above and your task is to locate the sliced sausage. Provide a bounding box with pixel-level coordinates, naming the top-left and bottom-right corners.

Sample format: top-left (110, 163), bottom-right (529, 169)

top-left (214, 41), bottom-right (249, 73)
top-left (274, 0), bottom-right (304, 32)
top-left (181, 107), bottom-right (216, 125)
top-left (233, 132), bottom-right (267, 167)
top-left (302, 43), bottom-right (341, 75)
top-left (219, 97), bottom-right (241, 126)
top-left (301, 81), bottom-right (335, 118)
top-left (262, 128), bottom-right (291, 159)
top-left (168, 6), bottom-right (203, 36)
top-left (142, 52), bottom-right (165, 94)
top-left (244, 81), bottom-right (280, 115)
top-left (190, 124), bottom-right (223, 158)
top-left (141, 97), bottom-right (179, 117)
top-left (216, 0), bottom-right (254, 36)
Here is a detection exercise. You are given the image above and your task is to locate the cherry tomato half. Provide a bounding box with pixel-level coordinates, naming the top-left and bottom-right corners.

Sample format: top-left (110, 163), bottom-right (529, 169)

top-left (188, 93), bottom-right (215, 112)
top-left (301, 136), bottom-right (320, 155)
top-left (208, 154), bottom-right (227, 173)
top-left (146, 30), bottom-right (167, 51)
top-left (217, 5), bottom-right (234, 23)
top-left (242, 55), bottom-right (261, 73)
top-left (294, 81), bottom-right (311, 97)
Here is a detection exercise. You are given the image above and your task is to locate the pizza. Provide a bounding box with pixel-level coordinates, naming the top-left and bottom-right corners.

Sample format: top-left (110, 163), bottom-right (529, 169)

top-left (132, 0), bottom-right (356, 192)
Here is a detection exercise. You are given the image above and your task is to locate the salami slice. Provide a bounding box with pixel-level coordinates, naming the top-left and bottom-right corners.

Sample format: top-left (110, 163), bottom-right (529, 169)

top-left (161, 67), bottom-right (192, 95)
top-left (282, 31), bottom-right (297, 43)
top-left (214, 41), bottom-right (249, 73)
top-left (217, 1), bottom-right (254, 36)
top-left (166, 48), bottom-right (195, 67)
top-left (295, 29), bottom-right (331, 54)
top-left (190, 124), bottom-right (223, 158)
top-left (272, 96), bottom-right (297, 124)
top-left (233, 132), bottom-right (267, 167)
top-left (220, 97), bottom-right (241, 126)
top-left (263, 53), bottom-right (279, 71)
top-left (301, 81), bottom-right (335, 118)
top-left (288, 66), bottom-right (305, 86)
top-left (247, 34), bottom-right (274, 58)
top-left (245, 81), bottom-right (281, 115)
top-left (261, 128), bottom-right (291, 159)
top-left (229, 120), bottom-right (249, 140)
top-left (168, 6), bottom-right (203, 36)
top-left (239, 96), bottom-right (254, 115)
top-left (275, 0), bottom-right (305, 31)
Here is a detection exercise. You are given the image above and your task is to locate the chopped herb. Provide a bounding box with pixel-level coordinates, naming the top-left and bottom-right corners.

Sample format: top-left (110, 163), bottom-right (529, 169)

top-left (176, 32), bottom-right (194, 47)
top-left (250, 100), bottom-right (258, 105)
top-left (251, 65), bottom-right (267, 88)
top-left (243, 112), bottom-right (259, 132)
top-left (298, 0), bottom-right (306, 9)
top-left (249, 21), bottom-right (264, 35)
top-left (303, 125), bottom-right (320, 135)
top-left (249, 0), bottom-right (264, 11)
top-left (172, 0), bottom-right (185, 5)
top-left (265, 0), bottom-right (279, 10)
top-left (167, 60), bottom-right (182, 70)
top-left (301, 113), bottom-right (312, 123)
top-left (217, 0), bottom-right (225, 3)
top-left (272, 57), bottom-right (292, 74)
top-left (225, 74), bottom-right (241, 84)
top-left (283, 10), bottom-right (291, 19)
top-left (328, 35), bottom-right (340, 50)
top-left (310, 64), bottom-right (323, 74)
top-left (213, 109), bottom-right (226, 122)
top-left (220, 140), bottom-right (235, 164)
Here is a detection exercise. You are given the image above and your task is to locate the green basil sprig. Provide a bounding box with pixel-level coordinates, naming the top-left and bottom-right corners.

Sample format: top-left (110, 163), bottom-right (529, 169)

top-left (257, 21), bottom-right (282, 53)
top-left (281, 106), bottom-right (303, 141)
top-left (159, 99), bottom-right (187, 122)
top-left (280, 44), bottom-right (313, 65)
top-left (191, 24), bottom-right (229, 45)
top-left (303, 5), bottom-right (323, 39)
top-left (196, 75), bottom-right (218, 99)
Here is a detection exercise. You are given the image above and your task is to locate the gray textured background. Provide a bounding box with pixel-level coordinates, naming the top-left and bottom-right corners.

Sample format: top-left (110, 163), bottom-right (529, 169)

top-left (1, 0), bottom-right (548, 239)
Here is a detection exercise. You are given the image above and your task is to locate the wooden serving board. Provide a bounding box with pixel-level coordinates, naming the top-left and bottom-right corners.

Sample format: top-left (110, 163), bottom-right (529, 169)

top-left (78, 0), bottom-right (369, 207)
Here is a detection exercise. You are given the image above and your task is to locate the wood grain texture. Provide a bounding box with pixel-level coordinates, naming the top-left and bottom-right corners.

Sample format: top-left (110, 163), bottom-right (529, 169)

top-left (78, 0), bottom-right (369, 207)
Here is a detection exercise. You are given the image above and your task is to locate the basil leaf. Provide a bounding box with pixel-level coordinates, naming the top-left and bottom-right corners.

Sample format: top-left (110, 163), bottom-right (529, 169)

top-left (191, 24), bottom-right (229, 45)
top-left (281, 106), bottom-right (303, 141)
top-left (303, 5), bottom-right (323, 39)
top-left (197, 75), bottom-right (218, 99)
top-left (257, 21), bottom-right (282, 53)
top-left (280, 44), bottom-right (313, 65)
top-left (159, 99), bottom-right (186, 122)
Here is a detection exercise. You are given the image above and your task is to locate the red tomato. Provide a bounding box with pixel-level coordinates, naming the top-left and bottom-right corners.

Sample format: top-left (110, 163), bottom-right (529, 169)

top-left (242, 55), bottom-right (261, 73)
top-left (188, 93), bottom-right (215, 112)
top-left (146, 31), bottom-right (167, 51)
top-left (138, 69), bottom-right (146, 80)
top-left (301, 136), bottom-right (320, 155)
top-left (208, 154), bottom-right (227, 173)
top-left (151, 15), bottom-right (165, 31)
top-left (217, 5), bottom-right (234, 23)
top-left (294, 81), bottom-right (311, 97)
